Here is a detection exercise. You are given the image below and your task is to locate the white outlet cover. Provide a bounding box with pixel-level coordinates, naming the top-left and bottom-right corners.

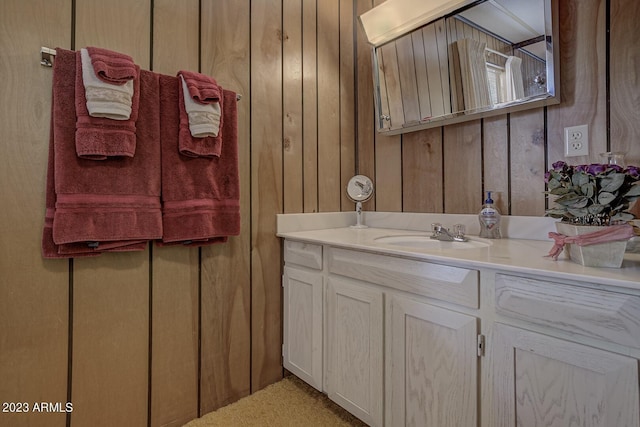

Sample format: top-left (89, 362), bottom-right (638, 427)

top-left (564, 124), bottom-right (589, 157)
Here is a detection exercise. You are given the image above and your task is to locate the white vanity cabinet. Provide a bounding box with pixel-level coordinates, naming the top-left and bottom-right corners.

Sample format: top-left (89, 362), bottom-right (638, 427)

top-left (386, 293), bottom-right (478, 427)
top-left (325, 275), bottom-right (384, 426)
top-left (490, 273), bottom-right (640, 427)
top-left (282, 240), bottom-right (324, 391)
top-left (326, 246), bottom-right (481, 427)
top-left (281, 233), bottom-right (640, 427)
top-left (492, 323), bottom-right (639, 427)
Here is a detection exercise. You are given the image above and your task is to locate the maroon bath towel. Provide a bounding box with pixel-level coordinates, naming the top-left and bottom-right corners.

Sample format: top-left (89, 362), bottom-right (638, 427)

top-left (158, 75), bottom-right (240, 246)
top-left (42, 114), bottom-right (101, 258)
top-left (42, 48), bottom-right (162, 258)
top-left (178, 74), bottom-right (223, 158)
top-left (75, 50), bottom-right (141, 160)
top-left (177, 69), bottom-right (220, 104)
top-left (86, 46), bottom-right (137, 85)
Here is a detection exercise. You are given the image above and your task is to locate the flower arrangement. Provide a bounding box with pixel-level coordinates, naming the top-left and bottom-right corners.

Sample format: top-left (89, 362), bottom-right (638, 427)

top-left (545, 161), bottom-right (640, 225)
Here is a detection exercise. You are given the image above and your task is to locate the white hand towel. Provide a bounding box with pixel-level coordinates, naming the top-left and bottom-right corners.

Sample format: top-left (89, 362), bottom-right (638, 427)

top-left (81, 48), bottom-right (133, 120)
top-left (180, 75), bottom-right (221, 137)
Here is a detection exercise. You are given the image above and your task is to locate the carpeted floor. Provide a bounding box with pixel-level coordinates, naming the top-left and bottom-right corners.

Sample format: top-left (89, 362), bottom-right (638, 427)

top-left (182, 375), bottom-right (369, 426)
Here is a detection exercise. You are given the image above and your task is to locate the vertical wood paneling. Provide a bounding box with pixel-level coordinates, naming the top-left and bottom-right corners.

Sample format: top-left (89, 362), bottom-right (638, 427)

top-left (340, 0), bottom-right (356, 211)
top-left (201, 244), bottom-right (252, 412)
top-left (422, 19), bottom-right (452, 118)
top-left (317, 0), bottom-right (342, 211)
top-left (250, 0), bottom-right (284, 392)
top-left (284, 0), bottom-right (304, 214)
top-left (72, 1), bottom-right (151, 426)
top-left (375, 134), bottom-right (403, 211)
top-left (4, 2), bottom-right (640, 427)
top-left (547, 0), bottom-right (607, 164)
top-left (74, 0), bottom-right (151, 67)
top-left (402, 129), bottom-right (444, 212)
top-left (153, 0), bottom-right (199, 74)
top-left (0, 2), bottom-right (70, 427)
top-left (150, 247), bottom-right (199, 426)
top-left (443, 121), bottom-right (483, 213)
top-left (610, 0), bottom-right (640, 217)
top-left (356, 0), bottom-right (376, 211)
top-left (510, 109), bottom-right (546, 216)
top-left (373, 50), bottom-right (403, 212)
top-left (412, 30), bottom-right (433, 120)
top-left (71, 257), bottom-right (150, 427)
top-left (374, 0), bottom-right (402, 214)
top-left (446, 18), bottom-right (464, 113)
top-left (366, 0), bottom-right (619, 219)
top-left (303, 0), bottom-right (319, 212)
top-left (483, 115), bottom-right (509, 215)
top-left (379, 43), bottom-right (405, 130)
top-left (200, 0), bottom-right (252, 413)
top-left (150, 1), bottom-right (200, 425)
top-left (395, 34), bottom-right (421, 124)
top-left (610, 0), bottom-right (640, 165)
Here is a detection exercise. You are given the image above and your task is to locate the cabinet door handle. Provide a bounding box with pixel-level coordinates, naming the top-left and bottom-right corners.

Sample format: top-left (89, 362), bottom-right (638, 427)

top-left (477, 334), bottom-right (485, 357)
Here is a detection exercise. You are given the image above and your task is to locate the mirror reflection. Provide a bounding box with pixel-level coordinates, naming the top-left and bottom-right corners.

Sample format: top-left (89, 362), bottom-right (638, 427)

top-left (372, 0), bottom-right (558, 134)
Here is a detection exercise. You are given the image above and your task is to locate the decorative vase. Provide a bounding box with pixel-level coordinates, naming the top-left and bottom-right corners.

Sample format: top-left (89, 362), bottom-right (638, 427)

top-left (599, 151), bottom-right (626, 167)
top-left (555, 222), bottom-right (628, 268)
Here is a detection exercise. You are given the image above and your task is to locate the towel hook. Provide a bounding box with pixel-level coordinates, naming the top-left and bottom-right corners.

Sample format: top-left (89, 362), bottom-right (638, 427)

top-left (40, 47), bottom-right (56, 67)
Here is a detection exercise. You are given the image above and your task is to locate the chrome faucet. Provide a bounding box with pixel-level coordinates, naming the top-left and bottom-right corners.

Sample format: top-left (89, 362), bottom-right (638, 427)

top-left (430, 223), bottom-right (467, 242)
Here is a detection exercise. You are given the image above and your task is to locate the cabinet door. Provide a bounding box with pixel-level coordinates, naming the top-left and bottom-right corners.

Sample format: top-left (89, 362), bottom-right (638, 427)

top-left (493, 323), bottom-right (640, 427)
top-left (388, 294), bottom-right (478, 427)
top-left (326, 277), bottom-right (384, 427)
top-left (283, 266), bottom-right (323, 390)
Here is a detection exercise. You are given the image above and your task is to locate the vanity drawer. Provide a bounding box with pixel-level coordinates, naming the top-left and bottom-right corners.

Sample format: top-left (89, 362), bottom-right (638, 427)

top-left (327, 247), bottom-right (478, 309)
top-left (284, 240), bottom-right (323, 270)
top-left (495, 273), bottom-right (640, 349)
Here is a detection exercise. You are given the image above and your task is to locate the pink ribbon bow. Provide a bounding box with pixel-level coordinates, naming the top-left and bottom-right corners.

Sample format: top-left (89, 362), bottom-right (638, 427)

top-left (546, 224), bottom-right (635, 260)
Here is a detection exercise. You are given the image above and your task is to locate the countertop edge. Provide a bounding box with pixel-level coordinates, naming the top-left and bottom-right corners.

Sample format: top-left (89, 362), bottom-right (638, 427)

top-left (277, 226), bottom-right (640, 291)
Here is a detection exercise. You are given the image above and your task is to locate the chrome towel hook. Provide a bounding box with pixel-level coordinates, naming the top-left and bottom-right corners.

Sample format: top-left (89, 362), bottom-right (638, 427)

top-left (40, 47), bottom-right (56, 67)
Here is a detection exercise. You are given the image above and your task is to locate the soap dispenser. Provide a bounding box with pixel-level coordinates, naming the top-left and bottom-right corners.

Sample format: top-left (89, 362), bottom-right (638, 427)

top-left (479, 191), bottom-right (501, 239)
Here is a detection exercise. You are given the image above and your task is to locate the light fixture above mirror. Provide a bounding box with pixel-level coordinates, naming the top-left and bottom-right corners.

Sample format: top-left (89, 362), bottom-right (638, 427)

top-left (359, 0), bottom-right (475, 47)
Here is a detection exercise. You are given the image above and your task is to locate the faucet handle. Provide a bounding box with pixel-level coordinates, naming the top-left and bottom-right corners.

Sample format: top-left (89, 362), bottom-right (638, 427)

top-left (453, 224), bottom-right (466, 238)
top-left (431, 223), bottom-right (442, 234)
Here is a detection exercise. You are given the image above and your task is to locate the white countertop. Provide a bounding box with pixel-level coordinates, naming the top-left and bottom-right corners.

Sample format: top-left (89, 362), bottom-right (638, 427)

top-left (277, 212), bottom-right (640, 290)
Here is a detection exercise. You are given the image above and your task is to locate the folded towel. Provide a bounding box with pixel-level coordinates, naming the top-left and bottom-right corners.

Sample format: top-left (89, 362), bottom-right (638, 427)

top-left (42, 114), bottom-right (100, 258)
top-left (75, 50), bottom-right (140, 160)
top-left (158, 75), bottom-right (240, 246)
top-left (42, 48), bottom-right (162, 258)
top-left (86, 46), bottom-right (137, 85)
top-left (180, 75), bottom-right (221, 137)
top-left (178, 76), bottom-right (223, 158)
top-left (56, 240), bottom-right (148, 256)
top-left (178, 69), bottom-right (221, 104)
top-left (81, 48), bottom-right (134, 120)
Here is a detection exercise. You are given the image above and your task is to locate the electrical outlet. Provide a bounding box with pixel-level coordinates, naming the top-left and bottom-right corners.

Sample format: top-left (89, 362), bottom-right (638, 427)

top-left (564, 124), bottom-right (589, 157)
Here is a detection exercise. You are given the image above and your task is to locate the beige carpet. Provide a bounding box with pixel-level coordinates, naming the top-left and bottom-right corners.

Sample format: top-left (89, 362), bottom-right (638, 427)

top-left (183, 375), bottom-right (368, 426)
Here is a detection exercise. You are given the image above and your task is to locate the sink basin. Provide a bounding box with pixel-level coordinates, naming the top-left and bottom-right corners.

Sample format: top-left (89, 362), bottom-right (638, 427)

top-left (373, 234), bottom-right (492, 250)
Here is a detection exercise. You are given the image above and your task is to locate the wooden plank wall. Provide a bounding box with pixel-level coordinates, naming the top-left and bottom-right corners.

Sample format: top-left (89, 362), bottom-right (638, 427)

top-left (0, 0), bottom-right (353, 426)
top-left (0, 2), bottom-right (71, 427)
top-left (363, 0), bottom-right (639, 217)
top-left (1, 0), bottom-right (639, 426)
